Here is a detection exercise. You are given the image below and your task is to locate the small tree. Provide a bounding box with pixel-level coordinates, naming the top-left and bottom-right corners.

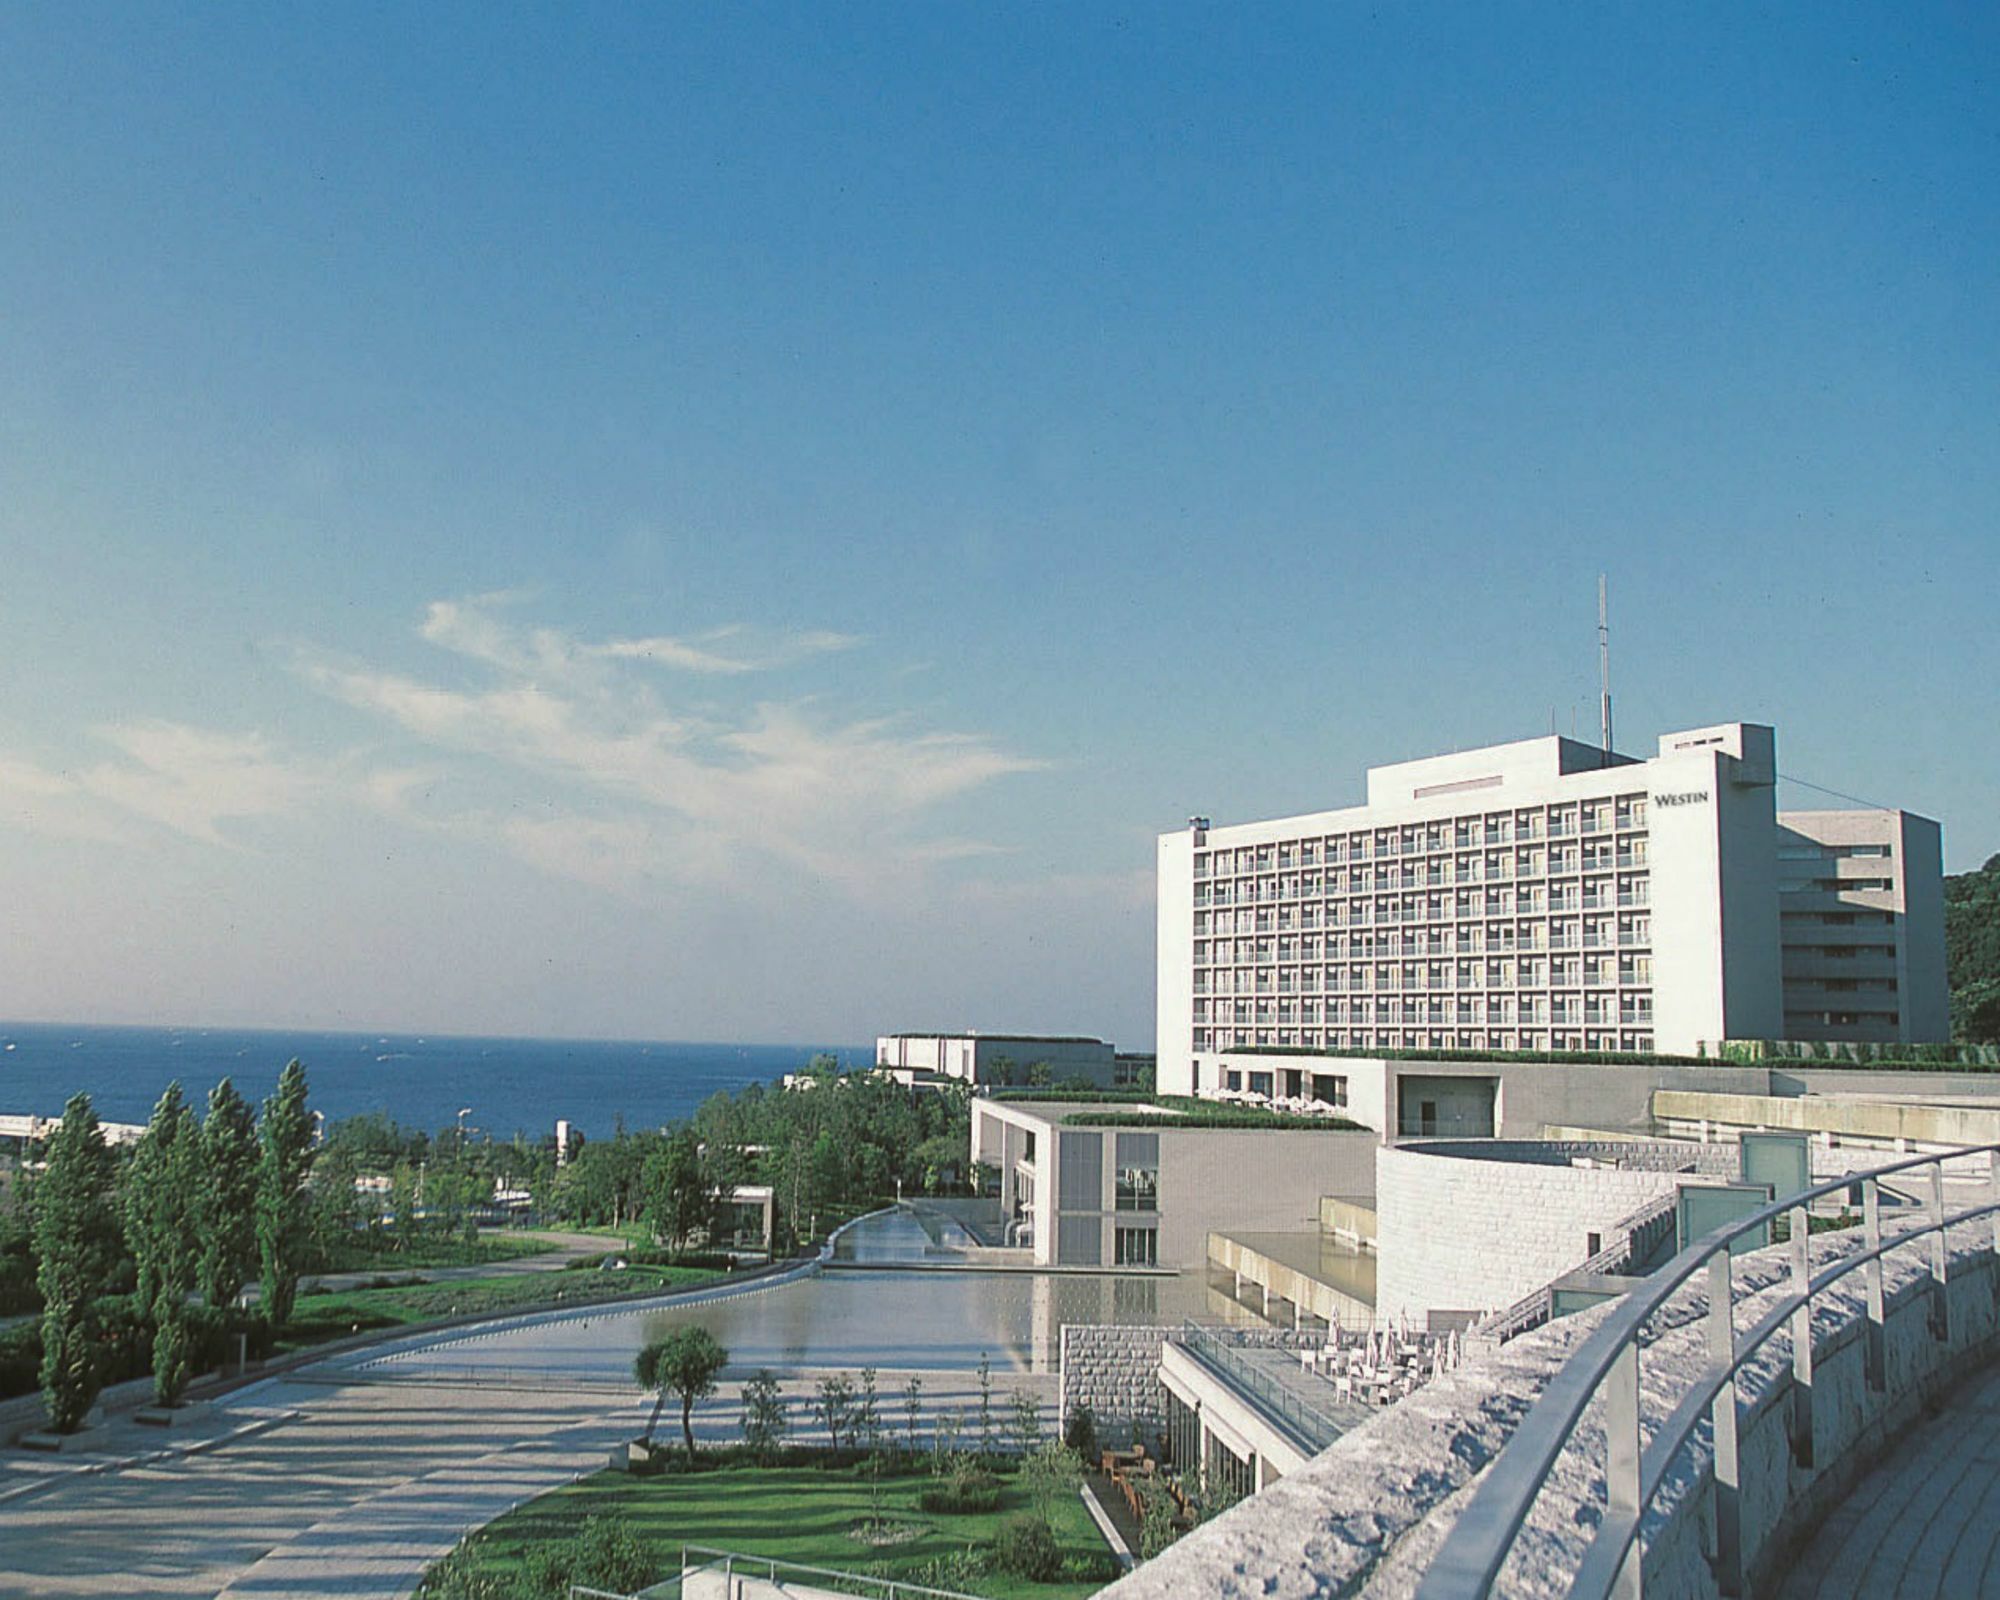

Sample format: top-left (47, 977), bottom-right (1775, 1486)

top-left (198, 1078), bottom-right (259, 1308)
top-left (930, 1409), bottom-right (963, 1477)
top-left (389, 1160), bottom-right (426, 1250)
top-left (740, 1369), bottom-right (788, 1463)
top-left (902, 1373), bottom-right (924, 1457)
top-left (813, 1372), bottom-right (854, 1451)
top-left (1007, 1388), bottom-right (1043, 1457)
top-left (32, 1093), bottom-right (119, 1432)
top-left (856, 1366), bottom-right (888, 1522)
top-left (635, 1326), bottom-right (728, 1463)
top-left (123, 1081), bottom-right (204, 1405)
top-left (855, 1365), bottom-right (881, 1453)
top-left (256, 1060), bottom-right (315, 1327)
top-left (1020, 1441), bottom-right (1083, 1526)
top-left (976, 1351), bottom-right (995, 1458)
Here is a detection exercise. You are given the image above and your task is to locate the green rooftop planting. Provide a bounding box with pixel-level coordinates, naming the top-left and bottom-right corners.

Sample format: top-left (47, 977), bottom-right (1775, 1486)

top-left (1062, 1096), bottom-right (1364, 1131)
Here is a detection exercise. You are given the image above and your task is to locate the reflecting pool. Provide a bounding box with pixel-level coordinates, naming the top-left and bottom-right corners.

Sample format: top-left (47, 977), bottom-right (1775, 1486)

top-left (362, 1209), bottom-right (1290, 1382)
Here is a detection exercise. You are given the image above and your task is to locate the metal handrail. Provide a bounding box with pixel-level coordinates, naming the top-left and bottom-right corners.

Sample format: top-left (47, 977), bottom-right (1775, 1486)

top-left (1415, 1142), bottom-right (2000, 1599)
top-left (678, 1542), bottom-right (992, 1600)
top-left (1174, 1323), bottom-right (1351, 1454)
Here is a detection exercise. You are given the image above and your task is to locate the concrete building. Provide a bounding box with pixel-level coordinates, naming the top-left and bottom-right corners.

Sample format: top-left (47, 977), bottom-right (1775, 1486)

top-left (970, 1097), bottom-right (1376, 1269)
top-left (874, 1032), bottom-right (1118, 1088)
top-left (1195, 1049), bottom-right (1768, 1141)
top-left (1777, 809), bottom-right (1950, 1044)
top-left (1157, 722), bottom-right (1948, 1095)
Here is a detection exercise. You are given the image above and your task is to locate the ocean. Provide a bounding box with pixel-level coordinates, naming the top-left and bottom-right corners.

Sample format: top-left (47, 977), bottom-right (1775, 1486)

top-left (0, 1022), bottom-right (865, 1141)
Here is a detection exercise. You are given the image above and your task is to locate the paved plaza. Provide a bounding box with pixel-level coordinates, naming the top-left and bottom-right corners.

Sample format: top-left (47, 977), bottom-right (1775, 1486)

top-left (0, 1253), bottom-right (1061, 1600)
top-left (1779, 1359), bottom-right (2000, 1600)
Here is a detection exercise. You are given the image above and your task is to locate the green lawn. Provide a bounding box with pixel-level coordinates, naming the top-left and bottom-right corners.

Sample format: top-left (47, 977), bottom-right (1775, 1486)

top-left (275, 1264), bottom-right (728, 1352)
top-left (559, 1223), bottom-right (654, 1247)
top-left (441, 1462), bottom-right (1117, 1600)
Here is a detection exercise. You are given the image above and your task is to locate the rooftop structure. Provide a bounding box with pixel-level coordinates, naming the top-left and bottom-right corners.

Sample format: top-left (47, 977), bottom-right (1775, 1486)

top-left (875, 1031), bottom-right (1119, 1088)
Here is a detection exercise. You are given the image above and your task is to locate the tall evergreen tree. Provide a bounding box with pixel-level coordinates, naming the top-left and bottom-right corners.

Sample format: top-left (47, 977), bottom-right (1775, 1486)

top-left (199, 1078), bottom-right (260, 1309)
top-left (642, 1128), bottom-right (717, 1257)
top-left (33, 1093), bottom-right (119, 1433)
top-left (256, 1059), bottom-right (315, 1328)
top-left (123, 1082), bottom-right (203, 1405)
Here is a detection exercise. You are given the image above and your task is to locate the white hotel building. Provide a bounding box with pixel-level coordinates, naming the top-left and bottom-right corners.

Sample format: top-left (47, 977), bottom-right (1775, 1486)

top-left (1156, 723), bottom-right (1948, 1096)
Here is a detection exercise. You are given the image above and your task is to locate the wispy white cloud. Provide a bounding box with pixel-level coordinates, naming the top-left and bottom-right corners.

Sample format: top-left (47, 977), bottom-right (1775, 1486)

top-left (77, 723), bottom-right (325, 843)
top-left (0, 595), bottom-right (1044, 911)
top-left (594, 627), bottom-right (861, 675)
top-left (291, 594), bottom-right (1043, 895)
top-left (0, 723), bottom-right (422, 847)
top-left (0, 755), bottom-right (131, 843)
top-left (417, 594), bottom-right (861, 681)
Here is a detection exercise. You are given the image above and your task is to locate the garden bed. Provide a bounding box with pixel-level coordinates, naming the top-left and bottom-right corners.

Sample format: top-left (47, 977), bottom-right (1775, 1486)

top-left (423, 1459), bottom-right (1117, 1600)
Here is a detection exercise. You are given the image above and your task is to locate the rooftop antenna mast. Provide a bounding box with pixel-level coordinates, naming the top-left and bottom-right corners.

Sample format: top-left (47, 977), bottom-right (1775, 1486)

top-left (1598, 574), bottom-right (1614, 766)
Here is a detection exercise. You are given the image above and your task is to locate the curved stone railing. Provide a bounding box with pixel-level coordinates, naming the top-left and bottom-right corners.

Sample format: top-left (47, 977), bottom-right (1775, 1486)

top-left (1100, 1151), bottom-right (2000, 1600)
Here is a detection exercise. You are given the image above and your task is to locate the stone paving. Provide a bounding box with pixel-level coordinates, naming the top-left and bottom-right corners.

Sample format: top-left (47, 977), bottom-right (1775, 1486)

top-left (0, 1324), bottom-right (1055, 1598)
top-left (0, 1374), bottom-right (642, 1597)
top-left (1779, 1360), bottom-right (2000, 1600)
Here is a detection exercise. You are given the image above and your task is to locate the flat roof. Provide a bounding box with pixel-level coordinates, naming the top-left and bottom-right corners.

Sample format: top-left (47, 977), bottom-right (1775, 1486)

top-left (879, 1032), bottom-right (1110, 1045)
top-left (1213, 1229), bottom-right (1379, 1303)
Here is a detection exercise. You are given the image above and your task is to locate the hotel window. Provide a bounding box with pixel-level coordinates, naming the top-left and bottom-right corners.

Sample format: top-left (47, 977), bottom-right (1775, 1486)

top-left (1115, 1226), bottom-right (1158, 1267)
top-left (1112, 1136), bottom-right (1160, 1216)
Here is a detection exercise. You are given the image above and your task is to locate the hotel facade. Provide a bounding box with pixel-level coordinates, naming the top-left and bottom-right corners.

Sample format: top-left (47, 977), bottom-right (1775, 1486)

top-left (1156, 723), bottom-right (1947, 1097)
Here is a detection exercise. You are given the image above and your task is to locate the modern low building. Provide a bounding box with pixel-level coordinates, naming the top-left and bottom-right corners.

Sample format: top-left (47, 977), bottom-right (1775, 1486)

top-left (1194, 1049), bottom-right (1769, 1141)
top-left (970, 1097), bottom-right (1376, 1269)
top-left (1777, 809), bottom-right (1950, 1044)
top-left (874, 1032), bottom-right (1119, 1088)
top-left (1157, 721), bottom-right (1949, 1095)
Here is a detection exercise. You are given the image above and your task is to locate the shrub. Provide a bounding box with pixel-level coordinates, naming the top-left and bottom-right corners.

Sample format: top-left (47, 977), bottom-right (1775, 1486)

top-left (991, 1514), bottom-right (1062, 1581)
top-left (523, 1514), bottom-right (655, 1597)
top-left (908, 1548), bottom-right (990, 1590)
top-left (1062, 1551), bottom-right (1120, 1584)
top-left (414, 1539), bottom-right (511, 1600)
top-left (1062, 1401), bottom-right (1098, 1461)
top-left (918, 1468), bottom-right (1003, 1514)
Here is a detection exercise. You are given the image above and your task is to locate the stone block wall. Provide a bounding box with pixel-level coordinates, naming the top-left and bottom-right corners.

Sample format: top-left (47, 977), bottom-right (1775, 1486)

top-left (1059, 1325), bottom-right (1168, 1448)
top-left (1374, 1142), bottom-right (1698, 1320)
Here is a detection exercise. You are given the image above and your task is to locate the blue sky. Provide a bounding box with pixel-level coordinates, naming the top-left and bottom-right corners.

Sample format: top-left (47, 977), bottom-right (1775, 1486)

top-left (1, 5), bottom-right (1994, 1045)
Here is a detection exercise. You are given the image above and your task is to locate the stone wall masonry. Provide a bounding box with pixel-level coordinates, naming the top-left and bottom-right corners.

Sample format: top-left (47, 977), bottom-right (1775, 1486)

top-left (1101, 1215), bottom-right (2000, 1600)
top-left (1374, 1142), bottom-right (1732, 1321)
top-left (1060, 1325), bottom-right (1169, 1448)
